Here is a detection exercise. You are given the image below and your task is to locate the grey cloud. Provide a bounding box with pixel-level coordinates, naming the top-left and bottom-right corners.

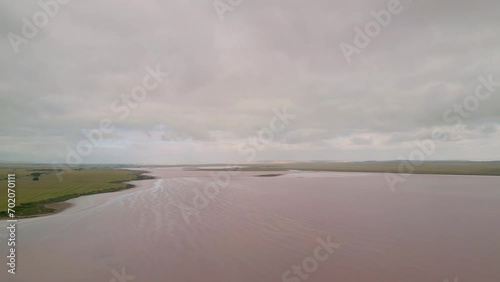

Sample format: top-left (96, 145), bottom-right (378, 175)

top-left (1, 0), bottom-right (499, 164)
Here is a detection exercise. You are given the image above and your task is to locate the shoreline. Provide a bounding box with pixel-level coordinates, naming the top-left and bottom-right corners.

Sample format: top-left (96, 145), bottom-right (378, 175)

top-left (195, 167), bottom-right (500, 177)
top-left (3, 163), bottom-right (499, 219)
top-left (21, 202), bottom-right (76, 219)
top-left (190, 161), bottom-right (500, 177)
top-left (0, 169), bottom-right (155, 219)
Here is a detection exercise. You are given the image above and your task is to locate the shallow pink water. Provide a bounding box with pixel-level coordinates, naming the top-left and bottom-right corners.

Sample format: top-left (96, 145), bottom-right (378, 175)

top-left (1, 168), bottom-right (500, 282)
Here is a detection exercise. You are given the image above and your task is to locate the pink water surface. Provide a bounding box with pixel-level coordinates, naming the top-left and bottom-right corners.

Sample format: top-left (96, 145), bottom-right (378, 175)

top-left (1, 167), bottom-right (500, 282)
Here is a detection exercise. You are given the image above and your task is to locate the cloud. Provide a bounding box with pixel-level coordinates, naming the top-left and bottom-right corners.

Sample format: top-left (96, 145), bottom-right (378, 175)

top-left (1, 0), bottom-right (500, 164)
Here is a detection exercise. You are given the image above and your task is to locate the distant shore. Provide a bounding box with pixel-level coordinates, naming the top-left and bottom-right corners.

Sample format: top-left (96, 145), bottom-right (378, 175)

top-left (190, 161), bottom-right (500, 177)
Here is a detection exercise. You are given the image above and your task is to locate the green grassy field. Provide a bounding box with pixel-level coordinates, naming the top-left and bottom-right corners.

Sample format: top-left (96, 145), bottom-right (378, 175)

top-left (193, 161), bottom-right (500, 176)
top-left (0, 165), bottom-right (153, 218)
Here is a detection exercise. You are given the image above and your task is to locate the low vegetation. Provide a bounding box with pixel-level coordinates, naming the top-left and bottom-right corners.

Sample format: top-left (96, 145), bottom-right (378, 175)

top-left (194, 161), bottom-right (500, 176)
top-left (0, 165), bottom-right (154, 218)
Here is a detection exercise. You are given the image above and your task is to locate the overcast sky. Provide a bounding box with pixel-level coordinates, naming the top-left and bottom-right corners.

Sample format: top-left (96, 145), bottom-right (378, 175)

top-left (1, 0), bottom-right (499, 164)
